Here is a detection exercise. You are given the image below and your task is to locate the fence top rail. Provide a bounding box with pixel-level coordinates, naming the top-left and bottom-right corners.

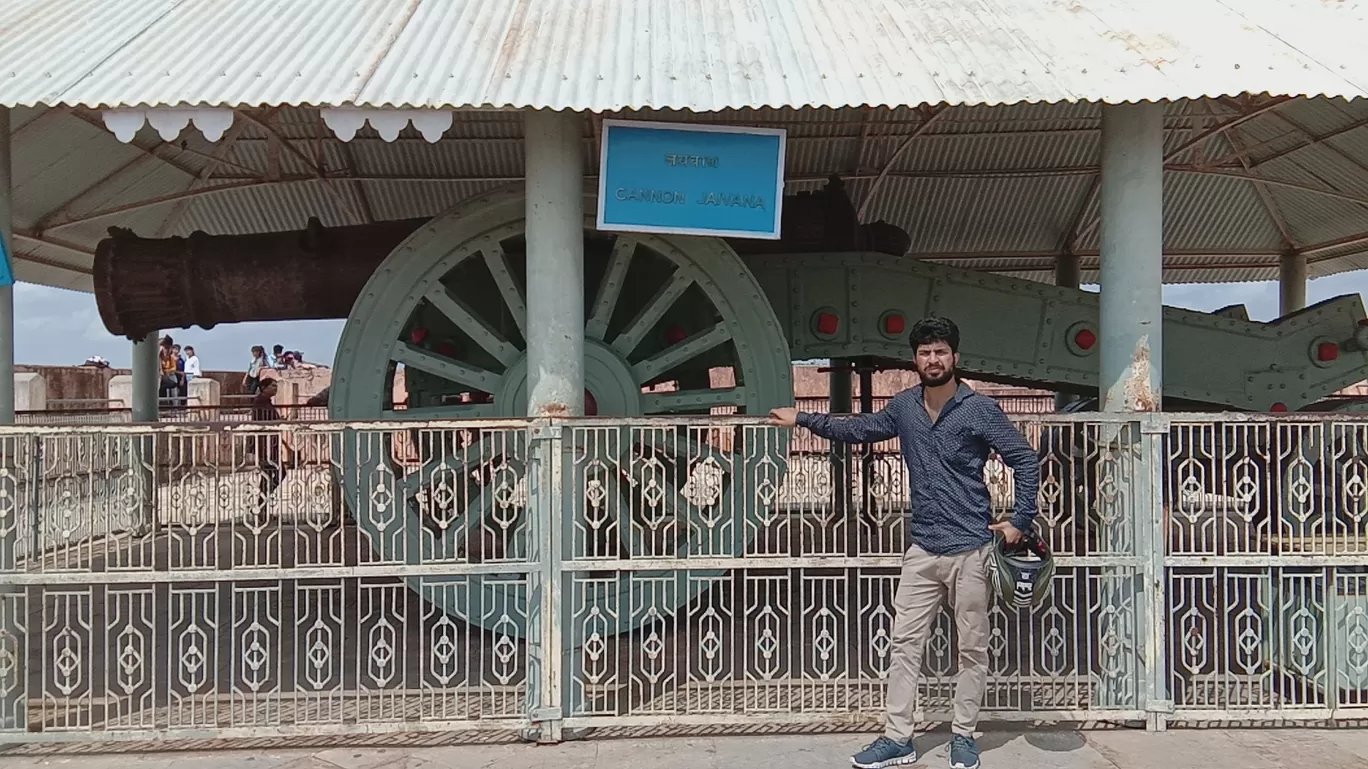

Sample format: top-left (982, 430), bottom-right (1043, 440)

top-left (0, 410), bottom-right (1367, 436)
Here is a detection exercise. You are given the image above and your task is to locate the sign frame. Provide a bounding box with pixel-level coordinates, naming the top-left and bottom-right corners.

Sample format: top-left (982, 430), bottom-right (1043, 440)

top-left (595, 118), bottom-right (787, 240)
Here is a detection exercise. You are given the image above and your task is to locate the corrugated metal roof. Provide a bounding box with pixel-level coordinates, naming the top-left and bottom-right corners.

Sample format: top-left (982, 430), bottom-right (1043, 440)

top-left (11, 98), bottom-right (1368, 294)
top-left (0, 0), bottom-right (1365, 112)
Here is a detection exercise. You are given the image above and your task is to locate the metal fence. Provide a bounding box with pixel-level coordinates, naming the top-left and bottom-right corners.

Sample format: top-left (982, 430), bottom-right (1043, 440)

top-left (0, 412), bottom-right (1363, 742)
top-left (16, 404), bottom-right (332, 425)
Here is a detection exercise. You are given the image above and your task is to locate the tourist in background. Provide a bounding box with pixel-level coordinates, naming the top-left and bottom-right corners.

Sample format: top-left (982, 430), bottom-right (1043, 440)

top-left (251, 369), bottom-right (285, 522)
top-left (171, 343), bottom-right (188, 406)
top-left (184, 345), bottom-right (201, 383)
top-left (158, 336), bottom-right (179, 405)
top-left (244, 345), bottom-right (269, 394)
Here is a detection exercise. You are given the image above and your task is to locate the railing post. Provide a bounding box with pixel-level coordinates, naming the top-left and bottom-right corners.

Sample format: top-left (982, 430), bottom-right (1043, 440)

top-left (0, 432), bottom-right (25, 732)
top-left (131, 333), bottom-right (160, 534)
top-left (525, 418), bottom-right (564, 742)
top-left (1138, 413), bottom-right (1172, 730)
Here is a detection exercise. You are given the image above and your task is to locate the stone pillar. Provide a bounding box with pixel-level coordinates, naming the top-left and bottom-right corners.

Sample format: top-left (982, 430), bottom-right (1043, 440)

top-left (524, 110), bottom-right (585, 417)
top-left (130, 332), bottom-right (159, 422)
top-left (128, 332), bottom-right (159, 535)
top-left (1099, 104), bottom-right (1164, 413)
top-left (12, 373), bottom-right (44, 412)
top-left (522, 108), bottom-right (585, 744)
top-left (1097, 101), bottom-right (1167, 725)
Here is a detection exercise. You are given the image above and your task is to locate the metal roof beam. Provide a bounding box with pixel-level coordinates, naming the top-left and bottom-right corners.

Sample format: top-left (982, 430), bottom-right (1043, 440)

top-left (1302, 232), bottom-right (1368, 259)
top-left (1261, 114), bottom-right (1368, 167)
top-left (237, 109), bottom-right (327, 177)
top-left (66, 109), bottom-right (204, 180)
top-left (30, 151), bottom-right (168, 232)
top-left (1263, 109), bottom-right (1368, 183)
top-left (1205, 114), bottom-right (1368, 170)
top-left (857, 105), bottom-right (948, 221)
top-left (237, 109), bottom-right (367, 223)
top-left (11, 250), bottom-right (93, 275)
top-left (11, 230), bottom-right (95, 276)
top-left (338, 139), bottom-right (376, 224)
top-left (1068, 97), bottom-right (1293, 250)
top-left (32, 110), bottom-right (264, 232)
top-left (1160, 97), bottom-right (1293, 163)
top-left (11, 107), bottom-right (70, 140)
top-left (1213, 105), bottom-right (1299, 251)
top-left (13, 229), bottom-right (94, 258)
top-left (156, 118), bottom-right (252, 237)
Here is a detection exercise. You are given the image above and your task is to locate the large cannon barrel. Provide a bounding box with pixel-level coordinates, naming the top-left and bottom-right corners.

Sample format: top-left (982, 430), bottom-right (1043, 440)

top-left (94, 217), bottom-right (428, 338)
top-left (93, 177), bottom-right (909, 339)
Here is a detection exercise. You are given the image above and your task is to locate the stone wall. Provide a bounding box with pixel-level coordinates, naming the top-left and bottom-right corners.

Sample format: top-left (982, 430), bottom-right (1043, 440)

top-left (17, 365), bottom-right (120, 406)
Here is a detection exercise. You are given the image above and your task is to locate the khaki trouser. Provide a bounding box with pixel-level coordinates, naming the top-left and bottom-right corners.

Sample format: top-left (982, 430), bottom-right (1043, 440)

top-left (884, 541), bottom-right (992, 741)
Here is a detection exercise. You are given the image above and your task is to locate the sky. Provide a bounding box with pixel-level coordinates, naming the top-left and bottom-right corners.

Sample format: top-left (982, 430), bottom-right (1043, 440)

top-left (14, 272), bottom-right (1368, 372)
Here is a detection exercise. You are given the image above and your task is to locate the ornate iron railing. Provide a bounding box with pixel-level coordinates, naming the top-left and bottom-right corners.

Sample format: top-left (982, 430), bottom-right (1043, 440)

top-left (0, 413), bottom-right (1364, 742)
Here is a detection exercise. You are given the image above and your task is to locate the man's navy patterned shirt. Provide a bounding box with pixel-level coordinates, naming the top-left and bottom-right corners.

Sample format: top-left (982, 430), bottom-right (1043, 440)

top-left (796, 382), bottom-right (1040, 555)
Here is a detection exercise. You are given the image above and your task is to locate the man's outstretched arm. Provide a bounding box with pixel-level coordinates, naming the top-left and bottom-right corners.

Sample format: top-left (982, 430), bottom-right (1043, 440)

top-left (769, 403), bottom-right (900, 444)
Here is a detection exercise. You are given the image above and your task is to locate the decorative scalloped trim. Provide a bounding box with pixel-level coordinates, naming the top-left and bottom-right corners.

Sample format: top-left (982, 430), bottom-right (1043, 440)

top-left (320, 108), bottom-right (453, 143)
top-left (101, 108), bottom-right (235, 143)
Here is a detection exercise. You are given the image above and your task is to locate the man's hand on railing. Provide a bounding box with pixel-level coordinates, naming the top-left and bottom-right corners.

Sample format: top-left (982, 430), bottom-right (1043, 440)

top-left (767, 407), bottom-right (799, 429)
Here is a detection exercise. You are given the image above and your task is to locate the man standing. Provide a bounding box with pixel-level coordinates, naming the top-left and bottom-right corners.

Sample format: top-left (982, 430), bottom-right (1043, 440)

top-left (251, 370), bottom-right (284, 522)
top-left (171, 344), bottom-right (188, 407)
top-left (767, 316), bottom-right (1040, 769)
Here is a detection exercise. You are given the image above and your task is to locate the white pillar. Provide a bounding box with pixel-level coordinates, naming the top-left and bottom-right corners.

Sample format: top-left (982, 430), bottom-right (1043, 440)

top-left (0, 107), bottom-right (13, 425)
top-left (522, 108), bottom-right (584, 744)
top-left (1279, 252), bottom-right (1307, 316)
top-left (131, 331), bottom-right (160, 422)
top-left (524, 110), bottom-right (585, 417)
top-left (0, 104), bottom-right (15, 734)
top-left (1099, 103), bottom-right (1164, 413)
top-left (1097, 101), bottom-right (1167, 725)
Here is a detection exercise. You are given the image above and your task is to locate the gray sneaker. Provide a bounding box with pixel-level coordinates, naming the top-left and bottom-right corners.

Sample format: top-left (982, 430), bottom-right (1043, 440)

top-left (852, 736), bottom-right (918, 769)
top-left (948, 734), bottom-right (981, 769)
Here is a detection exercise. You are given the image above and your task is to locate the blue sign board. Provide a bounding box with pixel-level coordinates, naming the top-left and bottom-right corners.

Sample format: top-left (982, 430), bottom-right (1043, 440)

top-left (0, 236), bottom-right (12, 287)
top-left (596, 119), bottom-right (786, 240)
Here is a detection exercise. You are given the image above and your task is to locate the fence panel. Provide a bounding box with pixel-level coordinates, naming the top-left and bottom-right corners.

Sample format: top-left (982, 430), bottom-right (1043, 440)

top-left (2, 412), bottom-right (1367, 742)
top-left (554, 415), bottom-right (1149, 729)
top-left (1160, 416), bottom-right (1368, 721)
top-left (0, 421), bottom-right (537, 742)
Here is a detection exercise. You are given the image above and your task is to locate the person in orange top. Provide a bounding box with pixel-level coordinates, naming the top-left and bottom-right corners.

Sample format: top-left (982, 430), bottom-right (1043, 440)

top-left (158, 336), bottom-right (180, 405)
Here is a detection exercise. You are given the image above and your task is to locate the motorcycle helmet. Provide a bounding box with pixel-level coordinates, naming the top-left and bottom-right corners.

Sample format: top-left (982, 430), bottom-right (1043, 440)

top-left (986, 530), bottom-right (1055, 610)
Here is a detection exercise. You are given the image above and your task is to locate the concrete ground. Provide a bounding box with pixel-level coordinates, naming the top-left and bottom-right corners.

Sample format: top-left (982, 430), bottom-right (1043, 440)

top-left (4, 727), bottom-right (1368, 769)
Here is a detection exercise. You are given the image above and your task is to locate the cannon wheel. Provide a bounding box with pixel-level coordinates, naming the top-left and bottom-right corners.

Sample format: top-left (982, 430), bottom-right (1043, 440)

top-left (329, 188), bottom-right (794, 638)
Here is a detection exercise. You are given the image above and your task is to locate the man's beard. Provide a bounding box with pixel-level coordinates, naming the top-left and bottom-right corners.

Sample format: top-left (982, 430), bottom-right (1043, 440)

top-left (917, 364), bottom-right (956, 388)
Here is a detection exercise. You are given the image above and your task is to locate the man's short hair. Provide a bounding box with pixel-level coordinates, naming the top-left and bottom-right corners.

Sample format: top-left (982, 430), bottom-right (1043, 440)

top-left (909, 316), bottom-right (960, 353)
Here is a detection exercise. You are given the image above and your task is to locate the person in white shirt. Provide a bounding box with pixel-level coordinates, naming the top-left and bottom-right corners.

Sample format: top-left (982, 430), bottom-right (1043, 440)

top-left (184, 346), bottom-right (202, 381)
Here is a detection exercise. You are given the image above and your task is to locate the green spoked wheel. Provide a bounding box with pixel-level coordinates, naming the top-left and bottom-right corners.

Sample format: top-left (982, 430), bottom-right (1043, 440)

top-left (330, 188), bottom-right (794, 638)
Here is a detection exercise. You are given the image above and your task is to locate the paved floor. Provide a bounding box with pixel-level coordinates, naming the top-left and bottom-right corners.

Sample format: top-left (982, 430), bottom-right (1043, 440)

top-left (4, 727), bottom-right (1368, 769)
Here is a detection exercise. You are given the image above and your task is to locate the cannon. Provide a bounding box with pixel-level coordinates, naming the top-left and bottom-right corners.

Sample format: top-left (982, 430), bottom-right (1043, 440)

top-left (94, 178), bottom-right (1368, 638)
